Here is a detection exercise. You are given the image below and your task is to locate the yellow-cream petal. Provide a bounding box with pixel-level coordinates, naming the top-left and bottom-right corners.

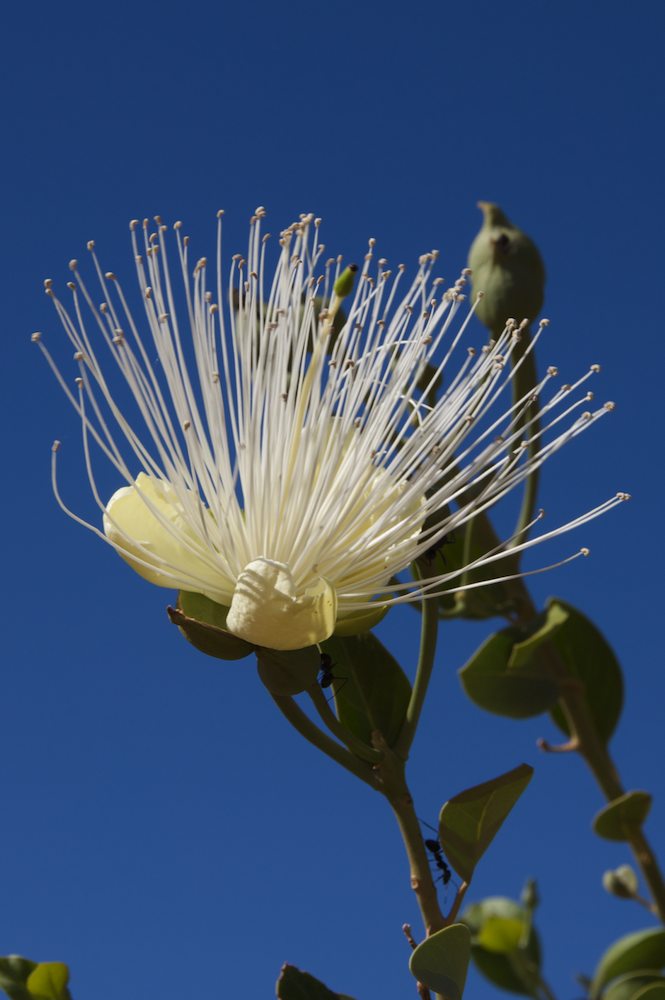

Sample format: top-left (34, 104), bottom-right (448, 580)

top-left (103, 473), bottom-right (234, 605)
top-left (226, 557), bottom-right (337, 650)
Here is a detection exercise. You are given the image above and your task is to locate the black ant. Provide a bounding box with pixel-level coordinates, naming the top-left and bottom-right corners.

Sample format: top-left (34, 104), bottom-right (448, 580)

top-left (419, 818), bottom-right (455, 888)
top-left (424, 837), bottom-right (453, 886)
top-left (425, 530), bottom-right (456, 567)
top-left (317, 653), bottom-right (347, 700)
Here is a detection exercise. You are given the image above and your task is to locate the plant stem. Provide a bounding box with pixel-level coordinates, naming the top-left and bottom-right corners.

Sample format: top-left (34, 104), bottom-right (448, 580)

top-left (563, 683), bottom-right (665, 922)
top-left (445, 881), bottom-right (469, 924)
top-left (511, 590), bottom-right (665, 923)
top-left (512, 329), bottom-right (541, 544)
top-left (402, 925), bottom-right (433, 1000)
top-left (373, 732), bottom-right (446, 936)
top-left (307, 683), bottom-right (382, 763)
top-left (270, 693), bottom-right (379, 791)
top-left (395, 586), bottom-right (440, 760)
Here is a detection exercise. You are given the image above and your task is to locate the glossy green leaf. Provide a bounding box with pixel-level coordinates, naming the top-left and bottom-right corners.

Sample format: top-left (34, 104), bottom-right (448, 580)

top-left (320, 633), bottom-right (411, 747)
top-left (409, 923), bottom-right (471, 1000)
top-left (256, 645), bottom-right (320, 696)
top-left (25, 964), bottom-right (70, 1000)
top-left (276, 963), bottom-right (352, 999)
top-left (592, 929), bottom-right (665, 997)
top-left (603, 973), bottom-right (665, 1000)
top-left (458, 628), bottom-right (559, 719)
top-left (476, 916), bottom-right (526, 954)
top-left (545, 598), bottom-right (623, 744)
top-left (439, 764), bottom-right (533, 883)
top-left (169, 592), bottom-right (255, 660)
top-left (594, 792), bottom-right (652, 842)
top-left (463, 898), bottom-right (541, 996)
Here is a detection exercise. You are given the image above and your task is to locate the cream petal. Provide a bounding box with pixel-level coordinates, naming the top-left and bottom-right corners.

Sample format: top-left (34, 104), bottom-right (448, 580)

top-left (103, 473), bottom-right (234, 605)
top-left (226, 558), bottom-right (337, 650)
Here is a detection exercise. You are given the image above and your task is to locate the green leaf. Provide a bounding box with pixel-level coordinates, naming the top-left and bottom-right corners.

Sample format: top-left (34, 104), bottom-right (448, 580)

top-left (458, 628), bottom-right (559, 719)
top-left (463, 898), bottom-right (541, 996)
top-left (594, 792), bottom-right (653, 842)
top-left (25, 964), bottom-right (70, 1000)
top-left (603, 972), bottom-right (665, 1000)
top-left (508, 603), bottom-right (569, 669)
top-left (0, 983), bottom-right (31, 1000)
top-left (276, 963), bottom-right (352, 1000)
top-left (476, 916), bottom-right (526, 954)
top-left (320, 633), bottom-right (411, 747)
top-left (433, 516), bottom-right (519, 621)
top-left (169, 592), bottom-right (255, 660)
top-left (0, 957), bottom-right (38, 1000)
top-left (592, 929), bottom-right (665, 997)
top-left (438, 764), bottom-right (533, 883)
top-left (256, 646), bottom-right (320, 696)
top-left (633, 982), bottom-right (665, 1000)
top-left (409, 923), bottom-right (471, 1000)
top-left (545, 598), bottom-right (623, 744)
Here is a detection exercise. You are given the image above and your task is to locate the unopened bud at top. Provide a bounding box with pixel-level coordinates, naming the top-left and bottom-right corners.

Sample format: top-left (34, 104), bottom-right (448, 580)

top-left (334, 263), bottom-right (358, 299)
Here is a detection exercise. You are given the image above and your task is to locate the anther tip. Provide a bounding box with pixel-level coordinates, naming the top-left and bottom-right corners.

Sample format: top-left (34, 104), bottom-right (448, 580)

top-left (580, 547), bottom-right (590, 557)
top-left (31, 331), bottom-right (42, 343)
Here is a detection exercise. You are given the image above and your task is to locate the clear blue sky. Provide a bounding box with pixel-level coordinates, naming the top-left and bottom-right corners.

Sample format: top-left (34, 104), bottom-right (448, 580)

top-left (2, 2), bottom-right (664, 998)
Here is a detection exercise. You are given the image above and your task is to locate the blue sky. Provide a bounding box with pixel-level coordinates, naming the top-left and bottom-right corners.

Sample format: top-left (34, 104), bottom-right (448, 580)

top-left (2, 2), bottom-right (664, 998)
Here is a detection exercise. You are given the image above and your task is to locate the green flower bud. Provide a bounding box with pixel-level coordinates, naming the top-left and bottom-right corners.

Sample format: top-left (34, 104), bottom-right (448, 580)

top-left (468, 202), bottom-right (546, 337)
top-left (333, 263), bottom-right (358, 299)
top-left (602, 864), bottom-right (639, 899)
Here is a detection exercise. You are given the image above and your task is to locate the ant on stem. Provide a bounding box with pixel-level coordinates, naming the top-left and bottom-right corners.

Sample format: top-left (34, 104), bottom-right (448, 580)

top-left (419, 818), bottom-right (455, 889)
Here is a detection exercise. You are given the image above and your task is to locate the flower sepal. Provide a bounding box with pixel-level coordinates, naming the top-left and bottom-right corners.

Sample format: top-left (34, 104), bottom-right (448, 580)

top-left (256, 645), bottom-right (320, 696)
top-left (333, 603), bottom-right (389, 637)
top-left (168, 591), bottom-right (256, 661)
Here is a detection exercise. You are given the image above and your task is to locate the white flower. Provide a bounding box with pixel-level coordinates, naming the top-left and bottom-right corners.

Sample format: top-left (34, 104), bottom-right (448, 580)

top-left (33, 209), bottom-right (626, 650)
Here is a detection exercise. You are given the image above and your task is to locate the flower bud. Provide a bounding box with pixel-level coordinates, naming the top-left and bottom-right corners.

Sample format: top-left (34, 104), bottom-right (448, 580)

top-left (602, 864), bottom-right (638, 899)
